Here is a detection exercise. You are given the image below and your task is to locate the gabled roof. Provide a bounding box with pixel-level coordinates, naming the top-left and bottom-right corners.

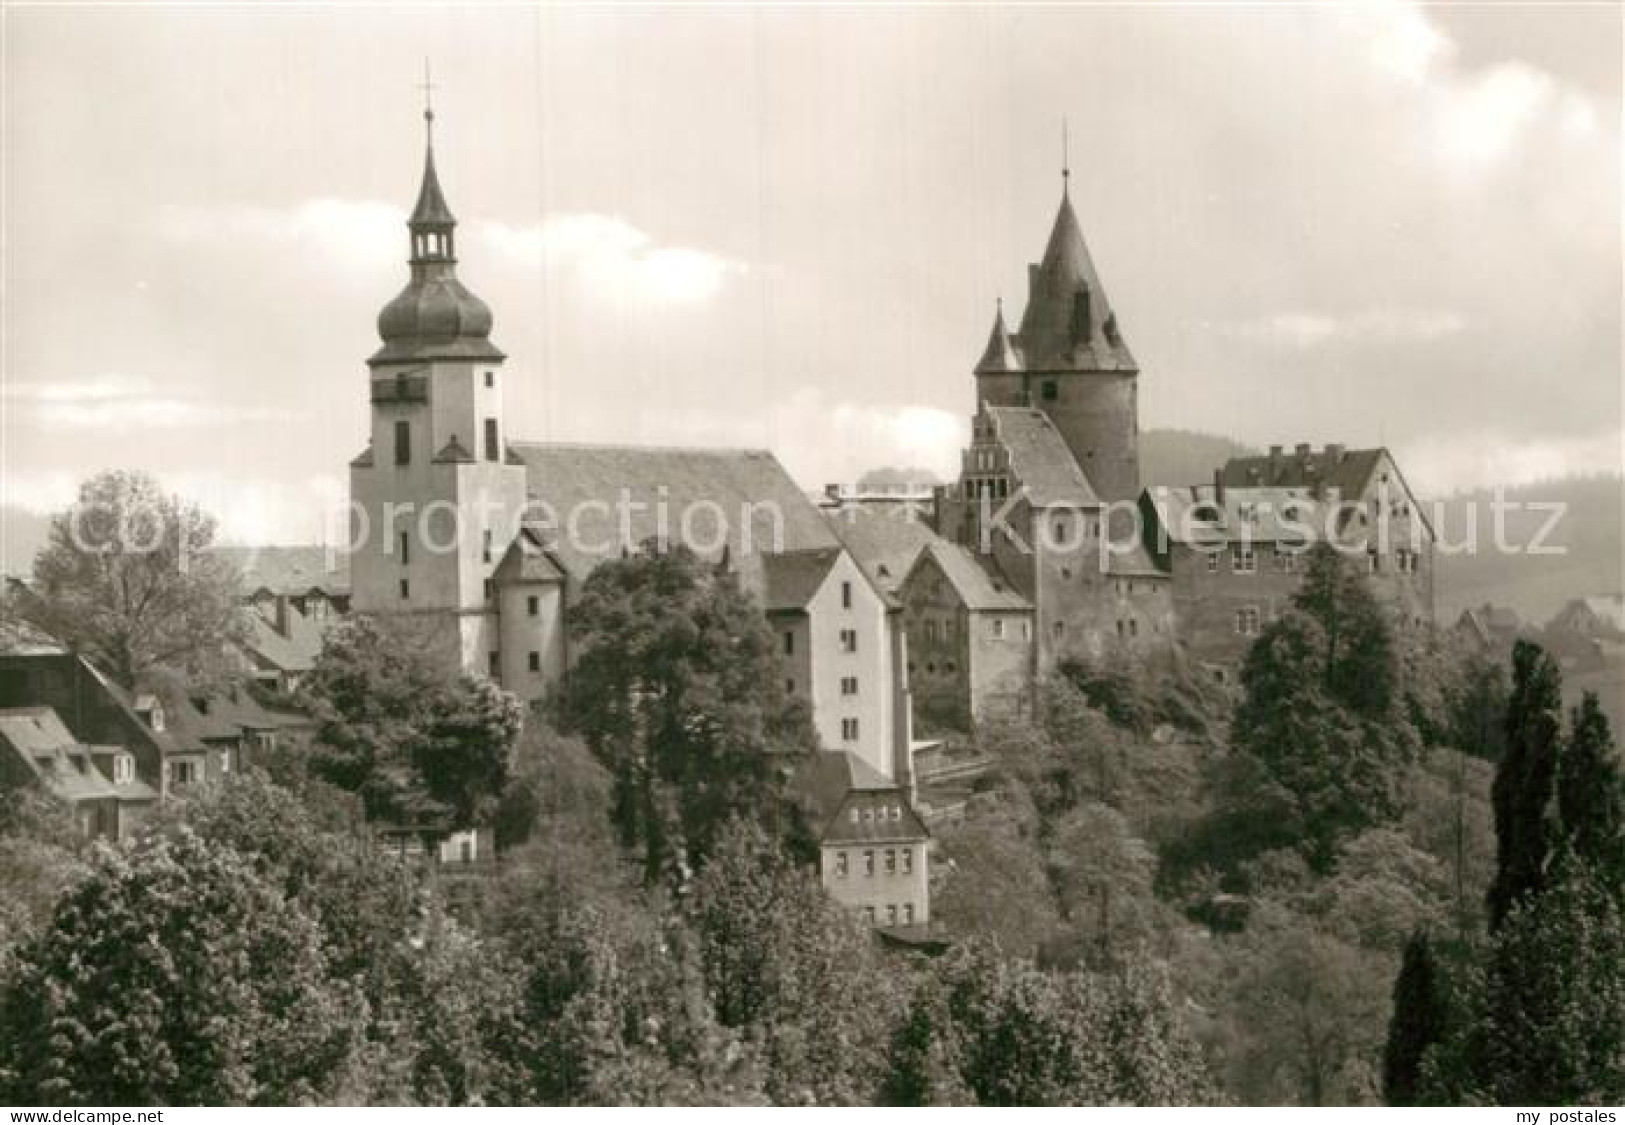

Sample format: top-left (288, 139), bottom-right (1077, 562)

top-left (987, 406), bottom-right (1101, 508)
top-left (240, 605), bottom-right (328, 674)
top-left (0, 707), bottom-right (158, 803)
top-left (510, 443), bottom-right (840, 591)
top-left (1220, 447), bottom-right (1386, 495)
top-left (760, 547), bottom-right (843, 613)
top-left (790, 750), bottom-right (928, 846)
top-left (905, 540), bottom-right (1030, 612)
top-left (822, 507), bottom-right (939, 594)
top-left (211, 546), bottom-right (350, 597)
top-left (492, 527), bottom-right (568, 585)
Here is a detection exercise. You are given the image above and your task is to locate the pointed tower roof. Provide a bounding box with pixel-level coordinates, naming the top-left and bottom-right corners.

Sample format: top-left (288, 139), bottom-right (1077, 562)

top-left (370, 98), bottom-right (502, 366)
top-left (1012, 181), bottom-right (1136, 374)
top-left (410, 136), bottom-right (457, 228)
top-left (974, 299), bottom-right (1023, 374)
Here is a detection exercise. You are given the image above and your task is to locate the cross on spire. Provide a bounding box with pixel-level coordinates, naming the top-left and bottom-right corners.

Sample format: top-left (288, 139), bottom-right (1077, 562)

top-left (419, 58), bottom-right (437, 138)
top-left (1061, 116), bottom-right (1070, 193)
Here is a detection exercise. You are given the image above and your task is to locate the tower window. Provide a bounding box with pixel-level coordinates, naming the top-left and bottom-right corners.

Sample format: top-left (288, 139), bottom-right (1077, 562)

top-left (485, 371), bottom-right (495, 389)
top-left (528, 651), bottom-right (540, 673)
top-left (394, 420), bottom-right (411, 466)
top-left (527, 594), bottom-right (540, 616)
top-left (398, 578), bottom-right (410, 600)
top-left (1041, 380), bottom-right (1058, 401)
top-left (398, 531), bottom-right (410, 565)
top-left (488, 651), bottom-right (500, 678)
top-left (484, 418), bottom-right (499, 462)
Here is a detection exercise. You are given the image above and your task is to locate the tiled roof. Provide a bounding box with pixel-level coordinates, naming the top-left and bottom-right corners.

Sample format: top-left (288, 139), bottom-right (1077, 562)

top-left (1012, 191), bottom-right (1137, 373)
top-left (492, 527), bottom-right (568, 585)
top-left (791, 750), bottom-right (928, 846)
top-left (241, 604), bottom-right (328, 674)
top-left (1220, 447), bottom-right (1386, 495)
top-left (511, 443), bottom-right (839, 592)
top-left (0, 707), bottom-right (157, 803)
top-left (760, 547), bottom-right (842, 613)
top-left (212, 546), bottom-right (350, 597)
top-left (988, 407), bottom-right (1101, 508)
top-left (822, 507), bottom-right (939, 594)
top-left (908, 541), bottom-right (1030, 612)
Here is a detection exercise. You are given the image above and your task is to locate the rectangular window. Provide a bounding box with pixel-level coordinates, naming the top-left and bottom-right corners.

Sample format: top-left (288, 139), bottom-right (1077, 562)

top-left (841, 676), bottom-right (858, 696)
top-left (1052, 620), bottom-right (1065, 639)
top-left (885, 848), bottom-right (896, 875)
top-left (1236, 607), bottom-right (1261, 636)
top-left (785, 678), bottom-right (796, 695)
top-left (902, 847), bottom-right (913, 874)
top-left (841, 717), bottom-right (860, 742)
top-left (840, 629), bottom-right (857, 653)
top-left (864, 849), bottom-right (875, 876)
top-left (484, 370), bottom-right (495, 388)
top-left (1368, 550), bottom-right (1381, 574)
top-left (841, 580), bottom-right (853, 609)
top-left (484, 418), bottom-right (499, 462)
top-left (399, 578), bottom-right (410, 600)
top-left (394, 420), bottom-right (411, 466)
top-left (991, 618), bottom-right (1005, 639)
top-left (398, 530), bottom-right (411, 566)
top-left (527, 595), bottom-right (540, 616)
top-left (1279, 549), bottom-right (1298, 572)
top-left (1041, 379), bottom-right (1058, 401)
top-left (483, 578), bottom-right (494, 600)
top-left (835, 851), bottom-right (848, 878)
top-left (219, 750), bottom-right (231, 775)
top-left (886, 904), bottom-right (898, 925)
top-left (1231, 546), bottom-right (1256, 574)
top-left (1206, 551), bottom-right (1220, 573)
top-left (528, 651), bottom-right (540, 673)
top-left (488, 651), bottom-right (500, 678)
top-left (482, 529), bottom-right (493, 564)
top-left (864, 906), bottom-right (876, 923)
top-left (904, 903), bottom-right (915, 924)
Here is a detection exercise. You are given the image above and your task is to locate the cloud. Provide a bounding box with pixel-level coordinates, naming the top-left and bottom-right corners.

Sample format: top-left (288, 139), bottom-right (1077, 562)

top-left (479, 214), bottom-right (744, 304)
top-left (1214, 308), bottom-right (1468, 350)
top-left (1398, 426), bottom-right (1625, 496)
top-left (155, 199), bottom-right (404, 274)
top-left (3, 375), bottom-right (292, 432)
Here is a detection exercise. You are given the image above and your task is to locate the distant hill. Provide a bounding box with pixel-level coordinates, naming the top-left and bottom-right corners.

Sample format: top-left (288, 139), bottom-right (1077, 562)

top-left (1433, 473), bottom-right (1623, 623)
top-left (1, 505), bottom-right (50, 579)
top-left (1139, 429), bottom-right (1258, 487)
top-left (856, 466), bottom-right (942, 488)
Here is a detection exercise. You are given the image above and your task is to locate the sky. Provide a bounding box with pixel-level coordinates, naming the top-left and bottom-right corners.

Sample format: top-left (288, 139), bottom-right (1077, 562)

top-left (1, 2), bottom-right (1619, 544)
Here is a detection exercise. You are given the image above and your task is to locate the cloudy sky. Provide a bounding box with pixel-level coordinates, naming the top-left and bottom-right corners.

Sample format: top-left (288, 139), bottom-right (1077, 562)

top-left (2, 3), bottom-right (1618, 543)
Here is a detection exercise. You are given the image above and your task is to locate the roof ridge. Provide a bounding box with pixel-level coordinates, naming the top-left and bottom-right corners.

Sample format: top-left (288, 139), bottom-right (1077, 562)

top-left (511, 439), bottom-right (776, 458)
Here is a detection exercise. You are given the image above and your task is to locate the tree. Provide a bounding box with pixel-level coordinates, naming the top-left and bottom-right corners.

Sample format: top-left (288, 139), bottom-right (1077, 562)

top-left (0, 828), bottom-right (363, 1105)
top-left (300, 616), bottom-right (522, 832)
top-left (1290, 543), bottom-right (1401, 718)
top-left (553, 545), bottom-right (817, 882)
top-left (1382, 931), bottom-right (1446, 1105)
top-left (1487, 641), bottom-right (1564, 930)
top-left (17, 470), bottom-right (248, 689)
top-left (1558, 692), bottom-right (1625, 889)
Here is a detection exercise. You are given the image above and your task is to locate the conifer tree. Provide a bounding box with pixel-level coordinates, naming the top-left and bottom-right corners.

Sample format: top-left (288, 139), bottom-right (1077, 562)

top-left (1558, 692), bottom-right (1625, 892)
top-left (1487, 641), bottom-right (1563, 930)
top-left (1382, 931), bottom-right (1447, 1105)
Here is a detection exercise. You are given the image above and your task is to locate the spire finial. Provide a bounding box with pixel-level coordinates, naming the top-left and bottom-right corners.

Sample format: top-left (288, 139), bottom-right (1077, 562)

top-left (419, 58), bottom-right (437, 141)
top-left (1061, 116), bottom-right (1070, 194)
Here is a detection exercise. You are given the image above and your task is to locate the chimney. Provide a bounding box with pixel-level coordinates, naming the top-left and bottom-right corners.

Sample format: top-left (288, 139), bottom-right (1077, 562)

top-left (1295, 443), bottom-right (1312, 459)
top-left (1269, 445), bottom-right (1283, 460)
top-left (1326, 443), bottom-right (1346, 462)
top-left (274, 594), bottom-right (289, 637)
top-left (888, 609), bottom-right (915, 801)
top-left (824, 483), bottom-right (842, 501)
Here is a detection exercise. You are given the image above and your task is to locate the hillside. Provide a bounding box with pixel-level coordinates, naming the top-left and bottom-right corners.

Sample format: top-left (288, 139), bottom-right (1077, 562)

top-left (1139, 429), bottom-right (1258, 487)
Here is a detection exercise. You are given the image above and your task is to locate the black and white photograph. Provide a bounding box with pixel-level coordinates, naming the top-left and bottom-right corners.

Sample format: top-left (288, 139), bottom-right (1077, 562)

top-left (0, 2), bottom-right (1620, 1110)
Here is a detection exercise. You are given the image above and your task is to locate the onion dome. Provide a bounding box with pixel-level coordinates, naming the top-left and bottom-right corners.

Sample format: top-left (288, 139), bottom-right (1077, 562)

top-left (369, 105), bottom-right (504, 365)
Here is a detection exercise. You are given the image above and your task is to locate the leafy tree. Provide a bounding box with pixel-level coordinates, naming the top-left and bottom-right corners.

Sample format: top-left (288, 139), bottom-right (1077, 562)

top-left (1234, 547), bottom-right (1419, 867)
top-left (0, 828), bottom-right (363, 1105)
top-left (300, 616), bottom-right (522, 832)
top-left (1460, 862), bottom-right (1625, 1104)
top-left (1446, 649), bottom-right (1508, 763)
top-left (1045, 801), bottom-right (1157, 966)
top-left (1487, 640), bottom-right (1564, 930)
top-left (553, 545), bottom-right (817, 882)
top-left (1558, 692), bottom-right (1625, 889)
top-left (17, 470), bottom-right (248, 689)
top-left (1382, 931), bottom-right (1446, 1105)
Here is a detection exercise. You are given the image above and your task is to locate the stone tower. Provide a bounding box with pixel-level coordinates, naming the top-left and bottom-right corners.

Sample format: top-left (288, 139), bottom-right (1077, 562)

top-left (973, 172), bottom-right (1140, 501)
top-left (348, 100), bottom-right (528, 677)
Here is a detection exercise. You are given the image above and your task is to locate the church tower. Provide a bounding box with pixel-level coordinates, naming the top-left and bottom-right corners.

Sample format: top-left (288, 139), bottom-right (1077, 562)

top-left (348, 96), bottom-right (528, 677)
top-left (973, 166), bottom-right (1140, 501)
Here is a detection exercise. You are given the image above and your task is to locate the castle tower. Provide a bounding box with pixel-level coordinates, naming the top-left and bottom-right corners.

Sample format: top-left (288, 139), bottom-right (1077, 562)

top-left (348, 96), bottom-right (528, 678)
top-left (974, 168), bottom-right (1140, 501)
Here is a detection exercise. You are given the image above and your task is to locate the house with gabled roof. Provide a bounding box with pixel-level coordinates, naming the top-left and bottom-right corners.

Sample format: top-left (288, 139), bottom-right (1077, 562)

top-left (0, 706), bottom-right (159, 839)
